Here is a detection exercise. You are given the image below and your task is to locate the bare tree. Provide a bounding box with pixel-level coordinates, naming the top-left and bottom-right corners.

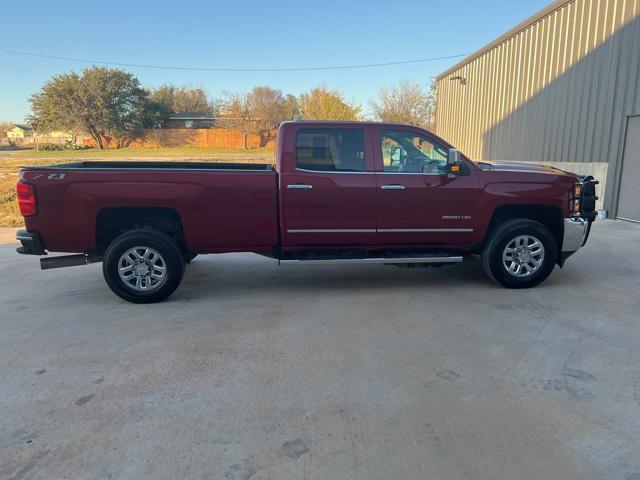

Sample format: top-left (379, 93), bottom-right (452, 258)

top-left (218, 92), bottom-right (256, 149)
top-left (426, 79), bottom-right (437, 131)
top-left (370, 79), bottom-right (436, 129)
top-left (283, 94), bottom-right (300, 121)
top-left (218, 87), bottom-right (298, 148)
top-left (246, 86), bottom-right (289, 146)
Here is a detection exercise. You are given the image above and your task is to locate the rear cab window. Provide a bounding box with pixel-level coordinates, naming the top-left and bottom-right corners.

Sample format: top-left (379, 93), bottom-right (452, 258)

top-left (296, 129), bottom-right (366, 172)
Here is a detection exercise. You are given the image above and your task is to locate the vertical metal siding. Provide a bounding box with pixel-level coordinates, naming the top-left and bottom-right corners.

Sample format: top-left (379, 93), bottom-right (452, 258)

top-left (436, 0), bottom-right (640, 169)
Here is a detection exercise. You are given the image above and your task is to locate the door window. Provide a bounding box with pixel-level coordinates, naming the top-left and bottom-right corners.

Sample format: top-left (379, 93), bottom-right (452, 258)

top-left (380, 130), bottom-right (448, 174)
top-left (296, 129), bottom-right (366, 172)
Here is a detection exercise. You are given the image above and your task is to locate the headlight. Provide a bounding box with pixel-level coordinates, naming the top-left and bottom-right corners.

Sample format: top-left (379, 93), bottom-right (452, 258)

top-left (573, 199), bottom-right (581, 215)
top-left (574, 184), bottom-right (582, 197)
top-left (572, 183), bottom-right (583, 216)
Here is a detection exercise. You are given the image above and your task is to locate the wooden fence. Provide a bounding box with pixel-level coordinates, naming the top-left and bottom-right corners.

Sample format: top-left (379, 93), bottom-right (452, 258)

top-left (85, 128), bottom-right (276, 149)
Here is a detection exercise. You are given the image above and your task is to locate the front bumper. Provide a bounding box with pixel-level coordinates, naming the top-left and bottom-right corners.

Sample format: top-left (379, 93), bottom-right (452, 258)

top-left (560, 176), bottom-right (597, 265)
top-left (16, 230), bottom-right (46, 256)
top-left (559, 216), bottom-right (594, 267)
top-left (562, 217), bottom-right (589, 253)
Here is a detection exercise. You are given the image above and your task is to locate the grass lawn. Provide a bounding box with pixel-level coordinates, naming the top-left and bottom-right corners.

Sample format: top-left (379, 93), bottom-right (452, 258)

top-left (0, 146), bottom-right (274, 227)
top-left (0, 172), bottom-right (22, 227)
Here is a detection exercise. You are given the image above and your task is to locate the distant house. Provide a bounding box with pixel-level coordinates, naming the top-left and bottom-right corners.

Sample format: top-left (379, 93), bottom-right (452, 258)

top-left (39, 130), bottom-right (76, 144)
top-left (163, 112), bottom-right (215, 129)
top-left (5, 124), bottom-right (34, 143)
top-left (3, 124), bottom-right (76, 145)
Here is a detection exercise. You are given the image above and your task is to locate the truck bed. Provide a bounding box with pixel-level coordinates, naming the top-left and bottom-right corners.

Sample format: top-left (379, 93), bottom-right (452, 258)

top-left (20, 161), bottom-right (279, 254)
top-left (21, 161), bottom-right (275, 171)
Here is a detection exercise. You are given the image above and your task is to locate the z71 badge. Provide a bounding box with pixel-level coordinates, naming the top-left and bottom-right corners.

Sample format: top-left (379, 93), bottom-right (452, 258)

top-left (33, 173), bottom-right (66, 180)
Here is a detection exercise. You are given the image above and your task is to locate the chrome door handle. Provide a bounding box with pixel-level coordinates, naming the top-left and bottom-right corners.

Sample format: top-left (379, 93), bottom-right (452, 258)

top-left (380, 184), bottom-right (406, 190)
top-left (288, 184), bottom-right (313, 190)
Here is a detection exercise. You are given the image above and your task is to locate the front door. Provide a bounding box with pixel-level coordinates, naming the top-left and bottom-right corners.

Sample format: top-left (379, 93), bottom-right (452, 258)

top-left (281, 125), bottom-right (378, 247)
top-left (374, 127), bottom-right (481, 247)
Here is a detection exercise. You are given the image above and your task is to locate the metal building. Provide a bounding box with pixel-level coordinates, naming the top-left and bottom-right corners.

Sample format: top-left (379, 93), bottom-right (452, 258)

top-left (436, 0), bottom-right (640, 220)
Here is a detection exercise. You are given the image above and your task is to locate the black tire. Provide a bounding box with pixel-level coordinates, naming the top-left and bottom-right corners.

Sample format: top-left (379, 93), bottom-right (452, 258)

top-left (481, 218), bottom-right (558, 289)
top-left (102, 229), bottom-right (185, 303)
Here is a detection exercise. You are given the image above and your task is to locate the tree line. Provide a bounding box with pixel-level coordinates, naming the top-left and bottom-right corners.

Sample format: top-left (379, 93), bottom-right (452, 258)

top-left (29, 66), bottom-right (436, 149)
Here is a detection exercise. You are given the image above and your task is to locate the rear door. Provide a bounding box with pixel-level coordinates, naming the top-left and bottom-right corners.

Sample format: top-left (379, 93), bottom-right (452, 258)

top-left (374, 127), bottom-right (481, 246)
top-left (280, 124), bottom-right (377, 247)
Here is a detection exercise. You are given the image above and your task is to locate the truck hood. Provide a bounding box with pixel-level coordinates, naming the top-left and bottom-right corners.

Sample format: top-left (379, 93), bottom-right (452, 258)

top-left (476, 160), bottom-right (573, 176)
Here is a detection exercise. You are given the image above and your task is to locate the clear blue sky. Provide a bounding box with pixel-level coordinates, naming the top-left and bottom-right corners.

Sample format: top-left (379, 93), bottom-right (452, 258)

top-left (0, 0), bottom-right (551, 123)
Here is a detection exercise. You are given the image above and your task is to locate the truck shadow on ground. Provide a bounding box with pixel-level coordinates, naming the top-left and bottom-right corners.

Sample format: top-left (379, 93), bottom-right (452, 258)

top-left (0, 248), bottom-right (587, 309)
top-left (172, 254), bottom-right (569, 302)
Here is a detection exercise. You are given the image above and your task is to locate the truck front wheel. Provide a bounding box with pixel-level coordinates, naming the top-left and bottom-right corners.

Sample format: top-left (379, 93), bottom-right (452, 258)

top-left (481, 219), bottom-right (557, 288)
top-left (102, 229), bottom-right (185, 303)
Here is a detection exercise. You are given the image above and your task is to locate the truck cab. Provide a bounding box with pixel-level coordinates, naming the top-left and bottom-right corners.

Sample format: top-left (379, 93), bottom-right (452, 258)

top-left (278, 122), bottom-right (481, 250)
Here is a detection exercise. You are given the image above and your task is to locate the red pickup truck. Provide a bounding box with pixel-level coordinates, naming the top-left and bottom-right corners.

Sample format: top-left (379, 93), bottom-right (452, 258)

top-left (15, 121), bottom-right (598, 303)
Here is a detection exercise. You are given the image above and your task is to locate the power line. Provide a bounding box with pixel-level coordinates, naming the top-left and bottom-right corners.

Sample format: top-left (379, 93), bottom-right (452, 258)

top-left (0, 49), bottom-right (469, 72)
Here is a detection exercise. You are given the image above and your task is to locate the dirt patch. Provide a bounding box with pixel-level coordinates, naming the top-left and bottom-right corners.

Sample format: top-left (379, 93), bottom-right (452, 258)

top-left (0, 227), bottom-right (19, 244)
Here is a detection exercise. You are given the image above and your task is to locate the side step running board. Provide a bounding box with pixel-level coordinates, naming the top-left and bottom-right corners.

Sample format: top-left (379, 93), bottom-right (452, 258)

top-left (40, 254), bottom-right (102, 270)
top-left (279, 256), bottom-right (463, 266)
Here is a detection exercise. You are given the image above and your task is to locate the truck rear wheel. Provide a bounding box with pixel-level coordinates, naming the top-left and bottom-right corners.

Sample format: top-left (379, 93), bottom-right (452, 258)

top-left (102, 229), bottom-right (185, 303)
top-left (481, 218), bottom-right (557, 288)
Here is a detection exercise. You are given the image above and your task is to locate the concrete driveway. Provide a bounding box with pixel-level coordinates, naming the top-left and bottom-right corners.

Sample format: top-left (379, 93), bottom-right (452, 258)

top-left (1, 220), bottom-right (639, 479)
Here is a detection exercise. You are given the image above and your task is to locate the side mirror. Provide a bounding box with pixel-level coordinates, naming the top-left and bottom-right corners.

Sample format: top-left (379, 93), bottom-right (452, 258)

top-left (448, 148), bottom-right (460, 165)
top-left (446, 148), bottom-right (463, 178)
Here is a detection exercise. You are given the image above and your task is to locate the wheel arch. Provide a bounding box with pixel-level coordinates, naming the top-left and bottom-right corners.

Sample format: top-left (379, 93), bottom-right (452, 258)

top-left (95, 207), bottom-right (188, 256)
top-left (484, 204), bottom-right (563, 259)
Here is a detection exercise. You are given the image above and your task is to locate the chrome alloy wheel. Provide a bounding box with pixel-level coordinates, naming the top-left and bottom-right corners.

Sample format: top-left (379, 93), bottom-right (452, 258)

top-left (502, 235), bottom-right (545, 278)
top-left (118, 246), bottom-right (167, 292)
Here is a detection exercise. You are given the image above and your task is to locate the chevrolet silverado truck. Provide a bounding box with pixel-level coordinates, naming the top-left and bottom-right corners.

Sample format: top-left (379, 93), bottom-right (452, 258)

top-left (15, 121), bottom-right (598, 303)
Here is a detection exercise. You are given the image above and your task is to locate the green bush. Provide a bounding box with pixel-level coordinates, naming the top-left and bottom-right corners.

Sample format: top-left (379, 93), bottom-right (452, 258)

top-left (39, 141), bottom-right (91, 151)
top-left (39, 143), bottom-right (65, 151)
